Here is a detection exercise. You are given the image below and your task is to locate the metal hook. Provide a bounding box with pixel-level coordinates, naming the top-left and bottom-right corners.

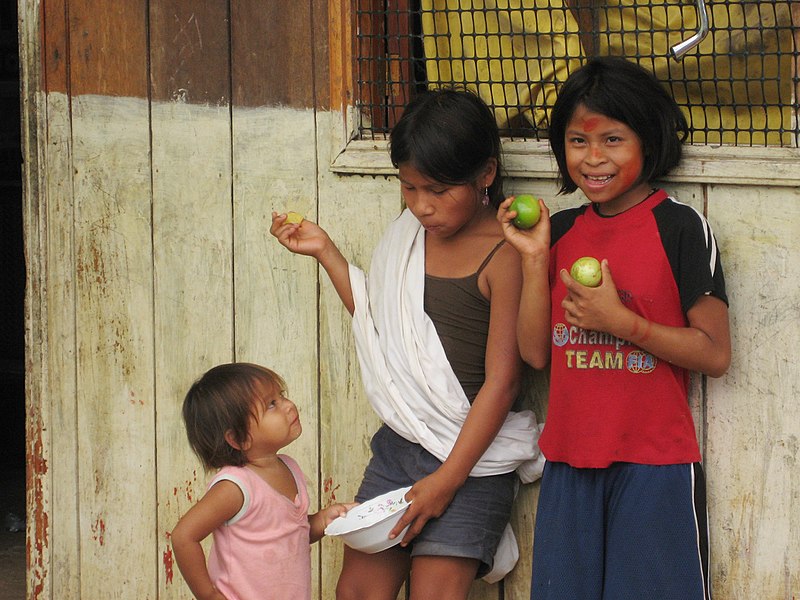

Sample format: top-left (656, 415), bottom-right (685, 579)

top-left (670, 0), bottom-right (710, 60)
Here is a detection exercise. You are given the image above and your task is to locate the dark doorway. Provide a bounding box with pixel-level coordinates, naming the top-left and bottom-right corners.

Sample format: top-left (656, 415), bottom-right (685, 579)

top-left (0, 2), bottom-right (26, 598)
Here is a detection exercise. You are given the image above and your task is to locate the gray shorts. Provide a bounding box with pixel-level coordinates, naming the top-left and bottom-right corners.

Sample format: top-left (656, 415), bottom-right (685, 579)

top-left (355, 425), bottom-right (517, 577)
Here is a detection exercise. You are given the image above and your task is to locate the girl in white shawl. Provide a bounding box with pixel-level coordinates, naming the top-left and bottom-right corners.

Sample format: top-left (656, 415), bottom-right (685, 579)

top-left (271, 88), bottom-right (544, 599)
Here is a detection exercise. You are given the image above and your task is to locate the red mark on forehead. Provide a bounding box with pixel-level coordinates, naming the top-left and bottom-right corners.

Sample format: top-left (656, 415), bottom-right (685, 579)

top-left (582, 116), bottom-right (600, 131)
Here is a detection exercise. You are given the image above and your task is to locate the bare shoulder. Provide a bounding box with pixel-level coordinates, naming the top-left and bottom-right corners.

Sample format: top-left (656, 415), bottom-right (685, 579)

top-left (479, 239), bottom-right (523, 299)
top-left (488, 239), bottom-right (522, 275)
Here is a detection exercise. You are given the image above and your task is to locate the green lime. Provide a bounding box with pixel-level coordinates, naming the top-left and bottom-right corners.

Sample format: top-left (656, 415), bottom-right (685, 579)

top-left (510, 194), bottom-right (541, 229)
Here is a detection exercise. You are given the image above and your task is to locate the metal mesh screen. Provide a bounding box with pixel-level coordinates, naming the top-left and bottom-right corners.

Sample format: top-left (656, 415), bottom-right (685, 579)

top-left (355, 1), bottom-right (799, 146)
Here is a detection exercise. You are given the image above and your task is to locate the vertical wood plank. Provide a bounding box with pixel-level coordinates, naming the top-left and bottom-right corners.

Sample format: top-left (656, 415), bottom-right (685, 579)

top-left (322, 7), bottom-right (402, 593)
top-left (661, 183), bottom-right (708, 450)
top-left (705, 184), bottom-right (800, 598)
top-left (41, 91), bottom-right (79, 600)
top-left (329, 0), bottom-right (354, 116)
top-left (316, 165), bottom-right (401, 597)
top-left (793, 2), bottom-right (800, 143)
top-left (149, 0), bottom-right (231, 105)
top-left (68, 2), bottom-right (149, 97)
top-left (229, 0), bottom-right (323, 595)
top-left (501, 180), bottom-right (567, 600)
top-left (70, 100), bottom-right (156, 595)
top-left (148, 2), bottom-right (234, 598)
top-left (20, 1), bottom-right (69, 598)
top-left (68, 2), bottom-right (156, 597)
top-left (230, 0), bottom-right (314, 107)
top-left (41, 76), bottom-right (80, 598)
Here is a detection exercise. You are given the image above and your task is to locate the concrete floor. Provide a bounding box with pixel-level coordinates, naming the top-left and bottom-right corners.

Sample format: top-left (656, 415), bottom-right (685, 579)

top-left (0, 365), bottom-right (25, 600)
top-left (0, 467), bottom-right (25, 599)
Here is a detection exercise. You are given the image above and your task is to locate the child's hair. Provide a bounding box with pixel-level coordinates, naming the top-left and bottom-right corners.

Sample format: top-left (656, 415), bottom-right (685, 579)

top-left (389, 87), bottom-right (505, 208)
top-left (549, 56), bottom-right (689, 195)
top-left (182, 363), bottom-right (286, 470)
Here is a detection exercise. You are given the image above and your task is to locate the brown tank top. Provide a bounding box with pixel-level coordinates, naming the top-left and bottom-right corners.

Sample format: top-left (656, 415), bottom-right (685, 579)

top-left (423, 240), bottom-right (506, 402)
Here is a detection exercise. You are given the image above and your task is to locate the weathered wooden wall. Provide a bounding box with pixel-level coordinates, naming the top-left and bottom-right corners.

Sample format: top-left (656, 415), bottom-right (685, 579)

top-left (18, 1), bottom-right (799, 599)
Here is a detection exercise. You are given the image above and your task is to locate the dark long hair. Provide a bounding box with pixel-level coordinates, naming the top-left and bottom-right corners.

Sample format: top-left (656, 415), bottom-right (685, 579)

top-left (182, 363), bottom-right (285, 470)
top-left (549, 56), bottom-right (688, 194)
top-left (390, 87), bottom-right (504, 207)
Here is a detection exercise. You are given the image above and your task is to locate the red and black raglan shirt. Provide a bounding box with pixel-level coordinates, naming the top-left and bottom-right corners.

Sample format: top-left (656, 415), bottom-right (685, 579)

top-left (540, 189), bottom-right (728, 468)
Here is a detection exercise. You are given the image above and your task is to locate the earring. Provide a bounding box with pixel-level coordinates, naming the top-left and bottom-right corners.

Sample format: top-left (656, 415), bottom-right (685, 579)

top-left (482, 187), bottom-right (490, 207)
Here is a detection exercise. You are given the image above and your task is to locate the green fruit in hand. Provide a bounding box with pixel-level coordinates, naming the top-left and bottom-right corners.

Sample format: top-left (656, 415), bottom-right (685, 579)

top-left (509, 194), bottom-right (541, 229)
top-left (570, 256), bottom-right (602, 287)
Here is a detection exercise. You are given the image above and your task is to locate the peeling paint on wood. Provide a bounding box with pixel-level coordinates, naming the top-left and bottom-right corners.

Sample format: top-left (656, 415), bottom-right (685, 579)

top-left (163, 538), bottom-right (174, 586)
top-left (19, 2), bottom-right (800, 599)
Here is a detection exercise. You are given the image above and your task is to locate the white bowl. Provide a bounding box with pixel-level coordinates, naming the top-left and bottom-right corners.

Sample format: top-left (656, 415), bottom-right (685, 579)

top-left (324, 486), bottom-right (412, 553)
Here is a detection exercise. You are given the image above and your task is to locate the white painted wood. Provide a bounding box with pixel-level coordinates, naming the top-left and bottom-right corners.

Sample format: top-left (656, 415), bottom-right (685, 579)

top-left (231, 105), bottom-right (324, 596)
top-left (71, 95), bottom-right (157, 598)
top-left (331, 140), bottom-right (800, 187)
top-left (18, 7), bottom-right (46, 598)
top-left (314, 110), bottom-right (403, 596)
top-left (19, 70), bottom-right (800, 600)
top-left (41, 90), bottom-right (81, 600)
top-left (705, 184), bottom-right (800, 598)
top-left (661, 183), bottom-right (709, 451)
top-left (150, 100), bottom-right (235, 599)
top-left (500, 181), bottom-right (562, 600)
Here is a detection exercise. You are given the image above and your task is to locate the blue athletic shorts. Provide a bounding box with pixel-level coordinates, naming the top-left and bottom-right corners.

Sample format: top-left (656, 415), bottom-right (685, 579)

top-left (531, 461), bottom-right (712, 600)
top-left (356, 425), bottom-right (517, 577)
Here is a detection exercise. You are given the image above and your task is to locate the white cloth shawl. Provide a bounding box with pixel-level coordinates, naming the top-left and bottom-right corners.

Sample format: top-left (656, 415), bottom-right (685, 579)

top-left (349, 208), bottom-right (545, 582)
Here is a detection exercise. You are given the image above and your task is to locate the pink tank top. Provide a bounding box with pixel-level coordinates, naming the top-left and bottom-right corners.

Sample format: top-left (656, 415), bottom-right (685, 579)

top-left (207, 456), bottom-right (311, 599)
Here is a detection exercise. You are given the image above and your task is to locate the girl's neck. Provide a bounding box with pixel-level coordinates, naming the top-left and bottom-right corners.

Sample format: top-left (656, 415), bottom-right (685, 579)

top-left (424, 207), bottom-right (502, 277)
top-left (245, 454), bottom-right (299, 500)
top-left (246, 453), bottom-right (282, 467)
top-left (595, 183), bottom-right (656, 216)
top-left (445, 205), bottom-right (498, 242)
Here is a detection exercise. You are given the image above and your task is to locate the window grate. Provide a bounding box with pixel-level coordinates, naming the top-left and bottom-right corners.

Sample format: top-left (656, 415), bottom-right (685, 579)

top-left (355, 1), bottom-right (799, 147)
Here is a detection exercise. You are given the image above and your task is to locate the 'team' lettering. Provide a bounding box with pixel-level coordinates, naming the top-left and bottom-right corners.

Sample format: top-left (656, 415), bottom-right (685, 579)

top-left (564, 350), bottom-right (625, 370)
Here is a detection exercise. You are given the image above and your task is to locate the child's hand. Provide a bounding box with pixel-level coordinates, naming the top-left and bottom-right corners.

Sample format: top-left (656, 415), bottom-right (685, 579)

top-left (496, 196), bottom-right (551, 260)
top-left (559, 259), bottom-right (626, 333)
top-left (310, 501), bottom-right (359, 543)
top-left (322, 502), bottom-right (358, 527)
top-left (270, 211), bottom-right (332, 259)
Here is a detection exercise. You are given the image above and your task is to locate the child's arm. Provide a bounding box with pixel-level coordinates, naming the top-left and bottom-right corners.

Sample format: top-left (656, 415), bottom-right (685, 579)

top-left (307, 502), bottom-right (358, 543)
top-left (497, 197), bottom-right (552, 369)
top-left (270, 212), bottom-right (355, 314)
top-left (171, 480), bottom-right (243, 600)
top-left (390, 242), bottom-right (525, 544)
top-left (559, 260), bottom-right (731, 377)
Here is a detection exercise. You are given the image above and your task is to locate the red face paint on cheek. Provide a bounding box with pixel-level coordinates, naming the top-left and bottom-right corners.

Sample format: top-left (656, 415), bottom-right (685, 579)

top-left (618, 155), bottom-right (644, 188)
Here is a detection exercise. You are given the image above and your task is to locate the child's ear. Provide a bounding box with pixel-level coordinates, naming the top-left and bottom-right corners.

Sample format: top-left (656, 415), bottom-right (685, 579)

top-left (483, 157), bottom-right (498, 187)
top-left (224, 430), bottom-right (250, 451)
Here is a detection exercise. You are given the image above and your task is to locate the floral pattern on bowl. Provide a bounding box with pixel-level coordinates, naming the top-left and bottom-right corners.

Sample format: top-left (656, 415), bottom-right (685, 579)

top-left (324, 486), bottom-right (412, 540)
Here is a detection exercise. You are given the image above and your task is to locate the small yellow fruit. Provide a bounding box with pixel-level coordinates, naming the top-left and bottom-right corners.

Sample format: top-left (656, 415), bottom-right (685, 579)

top-left (570, 256), bottom-right (602, 287)
top-left (285, 211), bottom-right (304, 225)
